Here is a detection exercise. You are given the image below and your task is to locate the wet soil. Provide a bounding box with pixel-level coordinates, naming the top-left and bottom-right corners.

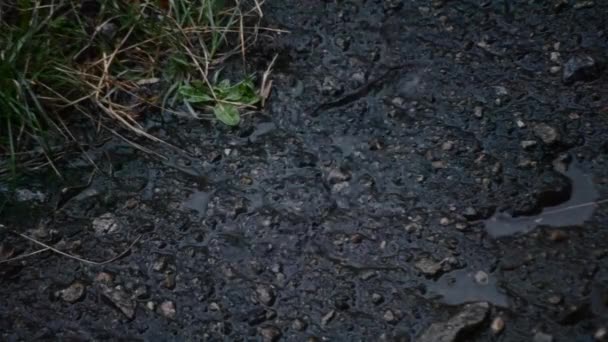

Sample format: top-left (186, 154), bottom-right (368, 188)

top-left (2, 0), bottom-right (608, 341)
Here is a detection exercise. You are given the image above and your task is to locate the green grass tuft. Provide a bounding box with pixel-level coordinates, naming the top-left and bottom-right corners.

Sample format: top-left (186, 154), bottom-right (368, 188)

top-left (0, 0), bottom-right (264, 176)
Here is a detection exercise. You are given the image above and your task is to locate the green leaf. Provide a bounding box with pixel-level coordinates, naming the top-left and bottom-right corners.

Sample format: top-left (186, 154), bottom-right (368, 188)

top-left (213, 103), bottom-right (240, 126)
top-left (213, 77), bottom-right (260, 105)
top-left (179, 84), bottom-right (213, 103)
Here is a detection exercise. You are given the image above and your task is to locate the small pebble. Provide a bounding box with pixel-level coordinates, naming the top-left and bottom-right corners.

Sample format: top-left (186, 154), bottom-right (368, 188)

top-left (383, 309), bottom-right (398, 324)
top-left (256, 285), bottom-right (276, 306)
top-left (548, 230), bottom-right (568, 241)
top-left (547, 295), bottom-right (563, 305)
top-left (372, 293), bottom-right (384, 305)
top-left (491, 317), bottom-right (505, 334)
top-left (474, 271), bottom-right (489, 285)
top-left (260, 326), bottom-right (282, 342)
top-left (292, 318), bottom-right (308, 331)
top-left (521, 140), bottom-right (537, 149)
top-left (474, 106), bottom-right (483, 118)
top-left (57, 282), bottom-right (86, 303)
top-left (595, 327), bottom-right (607, 341)
top-left (160, 301), bottom-right (176, 319)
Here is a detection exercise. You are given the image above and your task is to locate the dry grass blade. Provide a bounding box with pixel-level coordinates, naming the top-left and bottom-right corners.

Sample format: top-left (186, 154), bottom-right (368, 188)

top-left (2, 231), bottom-right (142, 266)
top-left (260, 54), bottom-right (278, 107)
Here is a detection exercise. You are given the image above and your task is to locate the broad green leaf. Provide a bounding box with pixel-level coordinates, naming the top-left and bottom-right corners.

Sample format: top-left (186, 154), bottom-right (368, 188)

top-left (179, 84), bottom-right (213, 103)
top-left (213, 103), bottom-right (240, 126)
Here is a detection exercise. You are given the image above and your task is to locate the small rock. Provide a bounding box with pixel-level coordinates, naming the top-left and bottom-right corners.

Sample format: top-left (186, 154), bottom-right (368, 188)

top-left (595, 327), bottom-right (607, 341)
top-left (392, 97), bottom-right (405, 107)
top-left (533, 332), bottom-right (554, 342)
top-left (159, 300), bottom-right (176, 319)
top-left (350, 233), bottom-right (364, 244)
top-left (256, 285), bottom-right (276, 306)
top-left (432, 160), bottom-right (447, 169)
top-left (550, 66), bottom-right (562, 74)
top-left (134, 285), bottom-right (150, 300)
top-left (292, 318), bottom-right (307, 331)
top-left (418, 302), bottom-right (490, 342)
top-left (57, 281), bottom-right (86, 303)
top-left (494, 86), bottom-right (508, 96)
top-left (260, 326), bottom-right (282, 342)
top-left (92, 213), bottom-right (120, 235)
top-left (321, 76), bottom-right (343, 96)
top-left (384, 0), bottom-right (403, 10)
top-left (99, 284), bottom-right (136, 319)
top-left (369, 138), bottom-right (385, 151)
top-left (163, 273), bottom-right (176, 290)
top-left (548, 230), bottom-right (568, 242)
top-left (521, 140), bottom-right (537, 149)
top-left (563, 55), bottom-right (601, 84)
top-left (474, 271), bottom-right (489, 285)
top-left (515, 119), bottom-right (526, 128)
top-left (15, 189), bottom-right (46, 202)
top-left (533, 123), bottom-right (559, 145)
top-left (550, 52), bottom-right (561, 63)
top-left (99, 22), bottom-right (117, 39)
top-left (321, 310), bottom-right (336, 326)
top-left (547, 295), bottom-right (563, 305)
top-left (474, 106), bottom-right (483, 118)
top-left (415, 258), bottom-right (443, 277)
top-left (491, 317), bottom-right (505, 334)
top-left (95, 272), bottom-right (113, 283)
top-left (573, 0), bottom-right (595, 9)
top-left (439, 217), bottom-right (451, 226)
top-left (372, 293), bottom-right (384, 305)
top-left (462, 207), bottom-right (479, 220)
top-left (384, 309), bottom-right (398, 324)
top-left (152, 256), bottom-right (168, 272)
top-left (350, 71), bottom-right (366, 85)
top-left (327, 168), bottom-right (351, 184)
top-left (441, 141), bottom-right (454, 151)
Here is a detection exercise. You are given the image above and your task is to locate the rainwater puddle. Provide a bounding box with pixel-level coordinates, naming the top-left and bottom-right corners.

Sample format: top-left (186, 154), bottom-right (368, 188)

top-left (249, 122), bottom-right (276, 142)
top-left (485, 164), bottom-right (600, 238)
top-left (182, 191), bottom-right (210, 216)
top-left (428, 269), bottom-right (509, 307)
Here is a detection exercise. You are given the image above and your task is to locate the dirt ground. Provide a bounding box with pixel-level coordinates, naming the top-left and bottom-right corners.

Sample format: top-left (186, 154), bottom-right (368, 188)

top-left (1, 0), bottom-right (608, 341)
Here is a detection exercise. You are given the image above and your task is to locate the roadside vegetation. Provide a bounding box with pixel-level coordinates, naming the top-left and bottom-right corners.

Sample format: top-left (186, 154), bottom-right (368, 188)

top-left (0, 0), bottom-right (268, 177)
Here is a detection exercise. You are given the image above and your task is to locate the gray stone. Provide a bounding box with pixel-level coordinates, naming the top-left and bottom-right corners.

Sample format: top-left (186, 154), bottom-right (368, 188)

top-left (159, 300), bottom-right (176, 319)
top-left (563, 55), bottom-right (601, 84)
top-left (92, 213), bottom-right (120, 235)
top-left (57, 281), bottom-right (86, 303)
top-left (292, 318), bottom-right (307, 331)
top-left (533, 123), bottom-right (559, 145)
top-left (521, 140), bottom-right (537, 149)
top-left (260, 326), bottom-right (282, 342)
top-left (415, 258), bottom-right (442, 276)
top-left (327, 168), bottom-right (351, 184)
top-left (15, 189), bottom-right (46, 202)
top-left (418, 302), bottom-right (490, 342)
top-left (256, 285), bottom-right (276, 306)
top-left (99, 284), bottom-right (136, 319)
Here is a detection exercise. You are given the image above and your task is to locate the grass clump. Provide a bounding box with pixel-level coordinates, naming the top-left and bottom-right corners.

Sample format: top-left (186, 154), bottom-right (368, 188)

top-left (0, 0), bottom-right (266, 176)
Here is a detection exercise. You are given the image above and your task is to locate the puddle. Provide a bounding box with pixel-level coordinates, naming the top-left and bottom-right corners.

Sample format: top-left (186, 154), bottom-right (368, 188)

top-left (182, 191), bottom-right (210, 216)
top-left (485, 164), bottom-right (600, 237)
top-left (427, 269), bottom-right (509, 307)
top-left (249, 122), bottom-right (276, 142)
